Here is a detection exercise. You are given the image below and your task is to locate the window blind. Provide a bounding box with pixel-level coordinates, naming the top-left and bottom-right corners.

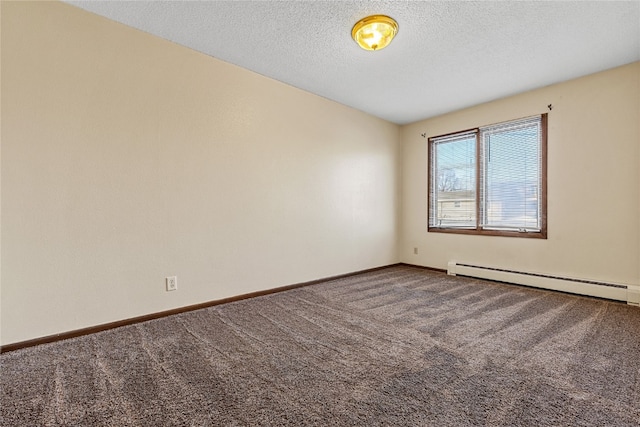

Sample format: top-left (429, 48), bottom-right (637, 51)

top-left (480, 116), bottom-right (542, 231)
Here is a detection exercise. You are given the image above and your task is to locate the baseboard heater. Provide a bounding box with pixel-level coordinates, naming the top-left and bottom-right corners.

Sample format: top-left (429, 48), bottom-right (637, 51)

top-left (447, 261), bottom-right (640, 307)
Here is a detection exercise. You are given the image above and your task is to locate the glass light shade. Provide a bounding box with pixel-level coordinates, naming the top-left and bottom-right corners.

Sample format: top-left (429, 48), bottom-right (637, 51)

top-left (351, 15), bottom-right (398, 51)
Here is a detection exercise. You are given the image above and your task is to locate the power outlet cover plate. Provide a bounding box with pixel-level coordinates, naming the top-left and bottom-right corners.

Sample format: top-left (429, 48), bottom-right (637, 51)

top-left (166, 276), bottom-right (178, 291)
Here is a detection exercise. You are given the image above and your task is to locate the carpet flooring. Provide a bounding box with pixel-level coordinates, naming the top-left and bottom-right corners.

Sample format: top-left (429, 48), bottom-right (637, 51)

top-left (2, 265), bottom-right (640, 426)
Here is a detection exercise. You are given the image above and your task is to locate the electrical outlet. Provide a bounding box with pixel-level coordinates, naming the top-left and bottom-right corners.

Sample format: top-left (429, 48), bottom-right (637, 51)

top-left (414, 247), bottom-right (418, 255)
top-left (166, 276), bottom-right (178, 292)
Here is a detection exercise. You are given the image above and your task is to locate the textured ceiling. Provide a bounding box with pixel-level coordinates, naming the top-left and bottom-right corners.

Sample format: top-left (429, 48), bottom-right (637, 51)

top-left (66, 1), bottom-right (640, 125)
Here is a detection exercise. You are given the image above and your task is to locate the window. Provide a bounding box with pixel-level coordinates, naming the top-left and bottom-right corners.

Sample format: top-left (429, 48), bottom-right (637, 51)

top-left (428, 114), bottom-right (547, 238)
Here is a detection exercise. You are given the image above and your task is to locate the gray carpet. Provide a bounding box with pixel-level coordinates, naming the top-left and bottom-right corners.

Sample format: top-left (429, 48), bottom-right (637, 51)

top-left (2, 265), bottom-right (640, 426)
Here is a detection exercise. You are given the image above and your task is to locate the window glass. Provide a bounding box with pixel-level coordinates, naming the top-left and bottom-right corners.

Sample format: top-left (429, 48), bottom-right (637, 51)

top-left (430, 132), bottom-right (476, 228)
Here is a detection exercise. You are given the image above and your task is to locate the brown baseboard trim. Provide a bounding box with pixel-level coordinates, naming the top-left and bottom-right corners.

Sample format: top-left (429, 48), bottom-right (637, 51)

top-left (1, 263), bottom-right (402, 354)
top-left (398, 262), bottom-right (447, 274)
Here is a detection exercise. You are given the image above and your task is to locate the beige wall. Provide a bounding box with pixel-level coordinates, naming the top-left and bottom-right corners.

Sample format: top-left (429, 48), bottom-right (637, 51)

top-left (0, 2), bottom-right (400, 345)
top-left (401, 62), bottom-right (640, 287)
top-left (2, 1), bottom-right (638, 347)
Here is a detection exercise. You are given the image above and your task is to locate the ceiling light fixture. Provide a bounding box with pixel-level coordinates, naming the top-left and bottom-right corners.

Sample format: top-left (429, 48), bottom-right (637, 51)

top-left (351, 15), bottom-right (398, 51)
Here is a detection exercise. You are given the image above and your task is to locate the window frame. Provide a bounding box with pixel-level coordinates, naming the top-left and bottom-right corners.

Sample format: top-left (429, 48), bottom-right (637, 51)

top-left (427, 114), bottom-right (547, 239)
